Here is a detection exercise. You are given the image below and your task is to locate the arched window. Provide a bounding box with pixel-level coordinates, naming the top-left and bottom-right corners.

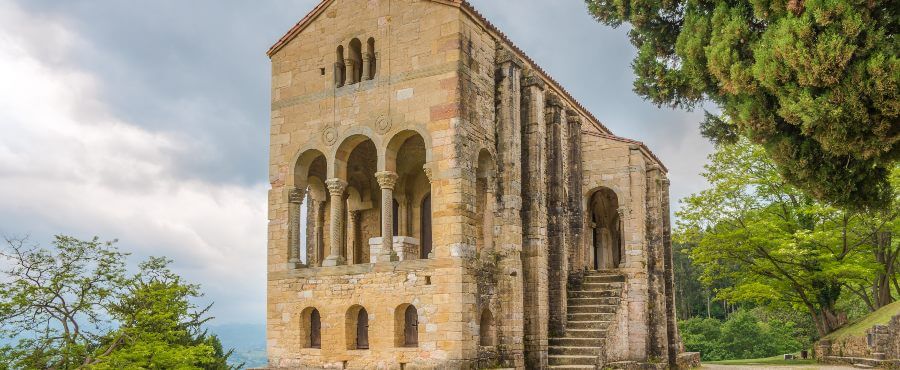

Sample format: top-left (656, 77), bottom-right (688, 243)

top-left (403, 305), bottom-right (418, 347)
top-left (348, 38), bottom-right (363, 84)
top-left (366, 37), bottom-right (376, 80)
top-left (356, 308), bottom-right (369, 349)
top-left (309, 309), bottom-right (321, 348)
top-left (335, 45), bottom-right (346, 87)
top-left (420, 193), bottom-right (432, 258)
top-left (301, 307), bottom-right (321, 349)
top-left (346, 305), bottom-right (369, 350)
top-left (479, 309), bottom-right (495, 346)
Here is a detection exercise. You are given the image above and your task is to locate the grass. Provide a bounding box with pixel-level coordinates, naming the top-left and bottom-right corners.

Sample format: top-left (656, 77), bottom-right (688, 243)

top-left (824, 300), bottom-right (900, 340)
top-left (705, 354), bottom-right (816, 366)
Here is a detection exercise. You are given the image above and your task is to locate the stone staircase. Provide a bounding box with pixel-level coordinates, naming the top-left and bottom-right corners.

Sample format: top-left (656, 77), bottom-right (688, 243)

top-left (548, 271), bottom-right (625, 369)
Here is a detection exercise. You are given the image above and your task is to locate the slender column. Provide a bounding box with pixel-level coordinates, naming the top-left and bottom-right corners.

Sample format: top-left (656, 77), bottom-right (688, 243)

top-left (423, 164), bottom-right (435, 258)
top-left (375, 171), bottom-right (399, 262)
top-left (362, 53), bottom-right (373, 81)
top-left (344, 58), bottom-right (358, 84)
top-left (322, 178), bottom-right (347, 267)
top-left (288, 187), bottom-right (306, 267)
top-left (348, 210), bottom-right (361, 264)
top-left (305, 198), bottom-right (318, 266)
top-left (334, 61), bottom-right (345, 87)
top-left (316, 202), bottom-right (326, 266)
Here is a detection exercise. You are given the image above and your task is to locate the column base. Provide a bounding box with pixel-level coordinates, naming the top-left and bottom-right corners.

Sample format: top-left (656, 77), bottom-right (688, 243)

top-left (321, 255), bottom-right (346, 267)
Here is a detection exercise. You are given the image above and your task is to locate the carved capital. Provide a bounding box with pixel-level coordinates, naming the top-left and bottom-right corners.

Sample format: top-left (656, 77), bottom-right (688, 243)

top-left (495, 46), bottom-right (523, 68)
top-left (423, 165), bottom-right (434, 184)
top-left (566, 109), bottom-right (582, 125)
top-left (545, 92), bottom-right (563, 108)
top-left (362, 53), bottom-right (373, 62)
top-left (628, 144), bottom-right (641, 151)
top-left (289, 187), bottom-right (306, 204)
top-left (375, 171), bottom-right (399, 190)
top-left (521, 70), bottom-right (545, 90)
top-left (325, 178), bottom-right (347, 197)
top-left (662, 177), bottom-right (671, 186)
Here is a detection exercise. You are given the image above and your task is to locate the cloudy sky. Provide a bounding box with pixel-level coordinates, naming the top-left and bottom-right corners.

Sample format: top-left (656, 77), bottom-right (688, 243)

top-left (0, 0), bottom-right (712, 325)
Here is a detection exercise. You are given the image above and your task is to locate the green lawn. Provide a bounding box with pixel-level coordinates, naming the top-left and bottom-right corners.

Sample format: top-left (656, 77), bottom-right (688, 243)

top-left (824, 300), bottom-right (900, 340)
top-left (705, 354), bottom-right (816, 366)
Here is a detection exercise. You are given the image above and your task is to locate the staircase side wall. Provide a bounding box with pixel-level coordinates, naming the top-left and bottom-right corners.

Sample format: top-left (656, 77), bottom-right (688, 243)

top-left (581, 133), bottom-right (653, 362)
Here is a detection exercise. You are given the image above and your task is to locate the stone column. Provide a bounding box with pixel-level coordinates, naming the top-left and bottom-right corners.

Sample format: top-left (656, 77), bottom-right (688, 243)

top-left (520, 71), bottom-right (549, 368)
top-left (545, 92), bottom-right (569, 336)
top-left (334, 61), bottom-right (345, 87)
top-left (617, 207), bottom-right (626, 268)
top-left (305, 198), bottom-right (319, 266)
top-left (423, 165), bottom-right (435, 259)
top-left (566, 110), bottom-right (584, 274)
top-left (322, 178), bottom-right (347, 267)
top-left (645, 164), bottom-right (669, 361)
top-left (495, 46), bottom-right (525, 367)
top-left (362, 53), bottom-right (373, 81)
top-left (375, 171), bottom-right (399, 262)
top-left (345, 58), bottom-right (358, 84)
top-left (347, 210), bottom-right (361, 264)
top-left (288, 187), bottom-right (307, 268)
top-left (661, 177), bottom-right (680, 366)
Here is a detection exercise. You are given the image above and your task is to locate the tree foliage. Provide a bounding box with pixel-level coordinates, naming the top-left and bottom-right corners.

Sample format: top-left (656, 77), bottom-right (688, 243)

top-left (0, 235), bottom-right (240, 369)
top-left (679, 309), bottom-right (805, 361)
top-left (675, 139), bottom-right (898, 336)
top-left (585, 0), bottom-right (899, 210)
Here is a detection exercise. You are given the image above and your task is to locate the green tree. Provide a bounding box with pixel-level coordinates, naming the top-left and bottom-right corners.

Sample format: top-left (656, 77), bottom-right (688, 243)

top-left (585, 0), bottom-right (898, 210)
top-left (0, 235), bottom-right (240, 369)
top-left (675, 139), bottom-right (898, 336)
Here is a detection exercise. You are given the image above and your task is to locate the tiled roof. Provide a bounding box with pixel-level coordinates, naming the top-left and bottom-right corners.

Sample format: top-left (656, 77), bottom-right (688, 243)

top-left (266, 0), bottom-right (667, 173)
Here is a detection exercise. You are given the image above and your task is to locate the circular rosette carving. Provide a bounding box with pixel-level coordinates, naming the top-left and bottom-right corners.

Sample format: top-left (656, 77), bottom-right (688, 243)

top-left (322, 126), bottom-right (338, 146)
top-left (375, 115), bottom-right (391, 134)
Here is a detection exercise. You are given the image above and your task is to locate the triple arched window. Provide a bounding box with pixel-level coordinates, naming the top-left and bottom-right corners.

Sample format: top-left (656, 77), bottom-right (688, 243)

top-left (335, 37), bottom-right (377, 87)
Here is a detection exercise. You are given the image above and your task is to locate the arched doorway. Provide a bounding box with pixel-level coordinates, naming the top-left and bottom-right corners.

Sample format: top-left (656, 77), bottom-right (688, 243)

top-left (588, 187), bottom-right (621, 269)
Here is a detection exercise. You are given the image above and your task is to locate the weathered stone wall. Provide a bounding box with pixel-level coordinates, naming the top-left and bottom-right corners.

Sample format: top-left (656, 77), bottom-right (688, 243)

top-left (267, 260), bottom-right (468, 369)
top-left (817, 314), bottom-right (900, 361)
top-left (266, 0), bottom-right (678, 368)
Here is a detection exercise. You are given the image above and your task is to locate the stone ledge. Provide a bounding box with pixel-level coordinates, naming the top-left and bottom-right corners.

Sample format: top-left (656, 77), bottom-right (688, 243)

top-left (268, 257), bottom-right (461, 280)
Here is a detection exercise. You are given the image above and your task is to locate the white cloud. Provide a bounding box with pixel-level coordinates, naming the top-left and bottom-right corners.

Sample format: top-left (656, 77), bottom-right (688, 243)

top-left (0, 1), bottom-right (266, 324)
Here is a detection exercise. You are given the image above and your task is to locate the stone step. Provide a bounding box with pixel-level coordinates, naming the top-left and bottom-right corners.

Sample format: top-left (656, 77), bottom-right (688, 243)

top-left (568, 304), bottom-right (617, 314)
top-left (549, 345), bottom-right (601, 356)
top-left (583, 274), bottom-right (625, 283)
top-left (568, 295), bottom-right (618, 306)
top-left (580, 282), bottom-right (624, 290)
top-left (567, 319), bottom-right (611, 330)
top-left (548, 354), bottom-right (597, 366)
top-left (549, 337), bottom-right (605, 347)
top-left (568, 311), bottom-right (615, 322)
top-left (564, 329), bottom-right (605, 339)
top-left (568, 289), bottom-right (621, 298)
top-left (547, 366), bottom-right (595, 370)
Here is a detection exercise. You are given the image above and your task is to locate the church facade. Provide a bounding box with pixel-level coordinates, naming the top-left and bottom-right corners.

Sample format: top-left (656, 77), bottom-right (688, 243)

top-left (265, 0), bottom-right (682, 368)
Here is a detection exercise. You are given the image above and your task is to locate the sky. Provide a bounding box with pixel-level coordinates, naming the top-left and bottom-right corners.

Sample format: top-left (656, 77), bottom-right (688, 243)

top-left (0, 0), bottom-right (713, 326)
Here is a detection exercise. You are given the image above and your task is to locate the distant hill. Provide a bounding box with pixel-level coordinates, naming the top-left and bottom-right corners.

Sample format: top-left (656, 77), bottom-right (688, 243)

top-left (210, 323), bottom-right (267, 368)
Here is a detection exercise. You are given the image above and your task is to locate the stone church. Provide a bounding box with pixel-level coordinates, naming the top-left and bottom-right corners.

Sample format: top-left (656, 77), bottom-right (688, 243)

top-left (264, 0), bottom-right (684, 368)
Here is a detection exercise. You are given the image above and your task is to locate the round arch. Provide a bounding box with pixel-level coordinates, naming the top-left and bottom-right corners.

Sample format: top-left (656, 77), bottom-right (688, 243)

top-left (329, 129), bottom-right (382, 180)
top-left (289, 147), bottom-right (327, 189)
top-left (383, 128), bottom-right (433, 173)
